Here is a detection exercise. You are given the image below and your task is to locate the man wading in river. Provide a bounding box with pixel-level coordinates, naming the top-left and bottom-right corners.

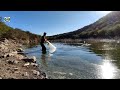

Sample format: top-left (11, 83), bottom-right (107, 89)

top-left (40, 32), bottom-right (47, 54)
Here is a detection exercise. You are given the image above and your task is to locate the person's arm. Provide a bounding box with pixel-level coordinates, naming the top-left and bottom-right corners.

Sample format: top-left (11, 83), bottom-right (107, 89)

top-left (44, 36), bottom-right (49, 44)
top-left (44, 36), bottom-right (47, 42)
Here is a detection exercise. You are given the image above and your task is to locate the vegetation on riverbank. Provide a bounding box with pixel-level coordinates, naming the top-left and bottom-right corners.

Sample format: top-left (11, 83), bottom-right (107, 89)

top-left (0, 22), bottom-right (41, 45)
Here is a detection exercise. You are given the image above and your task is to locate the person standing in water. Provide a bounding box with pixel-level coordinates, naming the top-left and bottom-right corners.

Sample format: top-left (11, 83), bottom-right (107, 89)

top-left (40, 32), bottom-right (47, 54)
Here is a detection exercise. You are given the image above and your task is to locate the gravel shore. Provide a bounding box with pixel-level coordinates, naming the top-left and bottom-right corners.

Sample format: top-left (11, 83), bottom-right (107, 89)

top-left (0, 39), bottom-right (47, 79)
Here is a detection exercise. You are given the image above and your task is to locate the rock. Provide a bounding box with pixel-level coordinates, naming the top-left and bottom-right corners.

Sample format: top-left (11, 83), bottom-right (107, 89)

top-left (22, 72), bottom-right (29, 77)
top-left (7, 60), bottom-right (14, 64)
top-left (7, 68), bottom-right (10, 70)
top-left (14, 60), bottom-right (19, 64)
top-left (40, 72), bottom-right (48, 79)
top-left (8, 77), bottom-right (15, 79)
top-left (11, 70), bottom-right (15, 73)
top-left (17, 52), bottom-right (25, 56)
top-left (7, 60), bottom-right (18, 65)
top-left (31, 63), bottom-right (38, 67)
top-left (23, 62), bottom-right (30, 67)
top-left (69, 73), bottom-right (73, 76)
top-left (17, 48), bottom-right (24, 52)
top-left (8, 51), bottom-right (18, 57)
top-left (14, 68), bottom-right (18, 71)
top-left (22, 56), bottom-right (36, 63)
top-left (0, 53), bottom-right (14, 58)
top-left (12, 51), bottom-right (18, 54)
top-left (32, 70), bottom-right (40, 76)
top-left (22, 74), bottom-right (24, 76)
top-left (0, 56), bottom-right (4, 58)
top-left (41, 76), bottom-right (47, 79)
top-left (2, 53), bottom-right (11, 58)
top-left (3, 54), bottom-right (8, 58)
top-left (16, 54), bottom-right (24, 60)
top-left (15, 71), bottom-right (19, 74)
top-left (32, 56), bottom-right (36, 63)
top-left (41, 72), bottom-right (46, 78)
top-left (0, 44), bottom-right (8, 50)
top-left (6, 54), bottom-right (10, 57)
top-left (33, 77), bottom-right (37, 79)
top-left (24, 72), bottom-right (29, 77)
top-left (4, 38), bottom-right (9, 43)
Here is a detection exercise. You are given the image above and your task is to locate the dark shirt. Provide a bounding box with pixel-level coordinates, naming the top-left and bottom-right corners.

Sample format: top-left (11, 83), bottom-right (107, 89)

top-left (40, 36), bottom-right (45, 44)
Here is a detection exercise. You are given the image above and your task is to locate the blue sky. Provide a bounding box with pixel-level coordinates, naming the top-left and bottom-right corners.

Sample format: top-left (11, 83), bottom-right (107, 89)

top-left (0, 11), bottom-right (111, 36)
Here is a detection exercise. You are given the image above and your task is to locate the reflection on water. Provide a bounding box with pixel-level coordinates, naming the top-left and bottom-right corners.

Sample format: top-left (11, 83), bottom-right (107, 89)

top-left (101, 60), bottom-right (115, 79)
top-left (40, 53), bottom-right (53, 67)
top-left (25, 41), bottom-right (120, 79)
top-left (41, 54), bottom-right (48, 67)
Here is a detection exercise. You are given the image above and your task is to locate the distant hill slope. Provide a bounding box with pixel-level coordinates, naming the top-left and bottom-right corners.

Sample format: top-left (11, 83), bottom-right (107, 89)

top-left (49, 11), bottom-right (120, 40)
top-left (0, 22), bottom-right (41, 45)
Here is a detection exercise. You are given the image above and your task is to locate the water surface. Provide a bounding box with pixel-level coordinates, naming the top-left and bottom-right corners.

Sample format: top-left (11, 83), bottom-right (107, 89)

top-left (24, 41), bottom-right (120, 79)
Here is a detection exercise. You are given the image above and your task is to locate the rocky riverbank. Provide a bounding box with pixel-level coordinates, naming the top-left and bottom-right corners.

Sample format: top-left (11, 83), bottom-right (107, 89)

top-left (0, 38), bottom-right (47, 79)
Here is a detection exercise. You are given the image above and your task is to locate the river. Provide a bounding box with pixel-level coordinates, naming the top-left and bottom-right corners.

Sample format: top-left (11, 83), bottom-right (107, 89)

top-left (24, 41), bottom-right (120, 79)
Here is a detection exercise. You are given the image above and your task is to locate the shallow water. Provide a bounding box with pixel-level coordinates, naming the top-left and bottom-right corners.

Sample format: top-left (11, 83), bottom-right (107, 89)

top-left (24, 42), bottom-right (120, 79)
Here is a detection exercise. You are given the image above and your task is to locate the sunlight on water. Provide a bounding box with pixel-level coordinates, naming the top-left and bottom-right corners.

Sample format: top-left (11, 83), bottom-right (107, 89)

top-left (100, 52), bottom-right (117, 79)
top-left (101, 60), bottom-right (115, 79)
top-left (100, 43), bottom-right (118, 79)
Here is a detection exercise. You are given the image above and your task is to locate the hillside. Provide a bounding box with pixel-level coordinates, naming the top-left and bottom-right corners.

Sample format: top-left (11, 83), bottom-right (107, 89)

top-left (0, 22), bottom-right (41, 45)
top-left (49, 11), bottom-right (120, 40)
top-left (0, 22), bottom-right (48, 79)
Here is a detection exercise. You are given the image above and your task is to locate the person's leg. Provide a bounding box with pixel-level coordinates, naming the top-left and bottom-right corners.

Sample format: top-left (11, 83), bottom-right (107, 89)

top-left (41, 43), bottom-right (46, 54)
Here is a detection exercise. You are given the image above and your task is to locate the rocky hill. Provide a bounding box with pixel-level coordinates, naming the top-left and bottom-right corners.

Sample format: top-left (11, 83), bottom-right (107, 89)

top-left (49, 11), bottom-right (120, 40)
